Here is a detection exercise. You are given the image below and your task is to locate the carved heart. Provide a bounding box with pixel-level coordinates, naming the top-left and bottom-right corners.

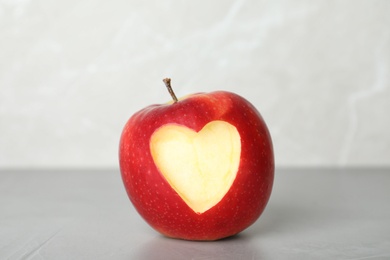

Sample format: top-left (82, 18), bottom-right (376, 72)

top-left (150, 121), bottom-right (241, 213)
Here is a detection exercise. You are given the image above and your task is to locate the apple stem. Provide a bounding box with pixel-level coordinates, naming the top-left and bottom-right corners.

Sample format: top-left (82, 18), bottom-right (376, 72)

top-left (163, 78), bottom-right (178, 103)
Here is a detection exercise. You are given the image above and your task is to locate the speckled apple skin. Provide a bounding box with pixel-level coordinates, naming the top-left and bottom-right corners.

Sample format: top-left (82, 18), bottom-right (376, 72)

top-left (119, 91), bottom-right (274, 241)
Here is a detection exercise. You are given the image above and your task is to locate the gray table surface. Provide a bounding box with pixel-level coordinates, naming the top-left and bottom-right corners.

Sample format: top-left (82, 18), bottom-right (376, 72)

top-left (1, 168), bottom-right (389, 259)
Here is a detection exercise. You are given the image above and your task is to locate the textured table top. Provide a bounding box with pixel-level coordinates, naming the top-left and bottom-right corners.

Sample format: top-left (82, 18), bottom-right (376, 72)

top-left (1, 168), bottom-right (389, 259)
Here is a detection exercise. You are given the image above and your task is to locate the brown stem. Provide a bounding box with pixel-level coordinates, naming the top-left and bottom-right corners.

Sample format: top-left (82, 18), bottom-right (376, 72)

top-left (163, 78), bottom-right (178, 103)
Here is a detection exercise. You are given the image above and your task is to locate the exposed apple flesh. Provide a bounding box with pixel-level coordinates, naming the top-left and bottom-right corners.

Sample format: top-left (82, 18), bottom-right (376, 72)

top-left (150, 120), bottom-right (241, 214)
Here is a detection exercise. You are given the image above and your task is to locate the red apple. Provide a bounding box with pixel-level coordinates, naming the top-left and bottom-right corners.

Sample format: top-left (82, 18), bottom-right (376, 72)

top-left (119, 78), bottom-right (274, 241)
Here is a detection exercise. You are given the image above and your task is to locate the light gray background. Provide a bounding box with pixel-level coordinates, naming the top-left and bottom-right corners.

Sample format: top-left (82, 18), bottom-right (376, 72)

top-left (1, 0), bottom-right (389, 169)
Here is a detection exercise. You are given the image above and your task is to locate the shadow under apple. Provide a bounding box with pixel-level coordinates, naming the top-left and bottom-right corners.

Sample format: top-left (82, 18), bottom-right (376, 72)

top-left (129, 233), bottom-right (262, 260)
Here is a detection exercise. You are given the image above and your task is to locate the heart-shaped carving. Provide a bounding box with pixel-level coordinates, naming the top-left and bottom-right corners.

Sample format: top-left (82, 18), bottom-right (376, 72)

top-left (150, 120), bottom-right (241, 213)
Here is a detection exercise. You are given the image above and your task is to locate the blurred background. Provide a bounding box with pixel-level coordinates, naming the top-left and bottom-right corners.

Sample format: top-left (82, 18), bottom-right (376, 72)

top-left (1, 0), bottom-right (389, 169)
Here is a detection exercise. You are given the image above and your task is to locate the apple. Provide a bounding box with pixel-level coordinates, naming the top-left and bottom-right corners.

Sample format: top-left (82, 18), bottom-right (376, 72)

top-left (119, 78), bottom-right (274, 241)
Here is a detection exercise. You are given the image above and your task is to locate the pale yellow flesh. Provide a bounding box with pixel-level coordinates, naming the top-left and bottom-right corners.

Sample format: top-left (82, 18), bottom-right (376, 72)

top-left (150, 121), bottom-right (241, 213)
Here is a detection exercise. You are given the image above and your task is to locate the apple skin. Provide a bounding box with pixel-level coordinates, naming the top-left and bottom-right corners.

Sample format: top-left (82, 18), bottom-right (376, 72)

top-left (119, 91), bottom-right (274, 241)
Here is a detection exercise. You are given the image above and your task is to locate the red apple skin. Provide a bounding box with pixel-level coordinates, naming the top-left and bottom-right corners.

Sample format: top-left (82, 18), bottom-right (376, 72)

top-left (119, 91), bottom-right (274, 241)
